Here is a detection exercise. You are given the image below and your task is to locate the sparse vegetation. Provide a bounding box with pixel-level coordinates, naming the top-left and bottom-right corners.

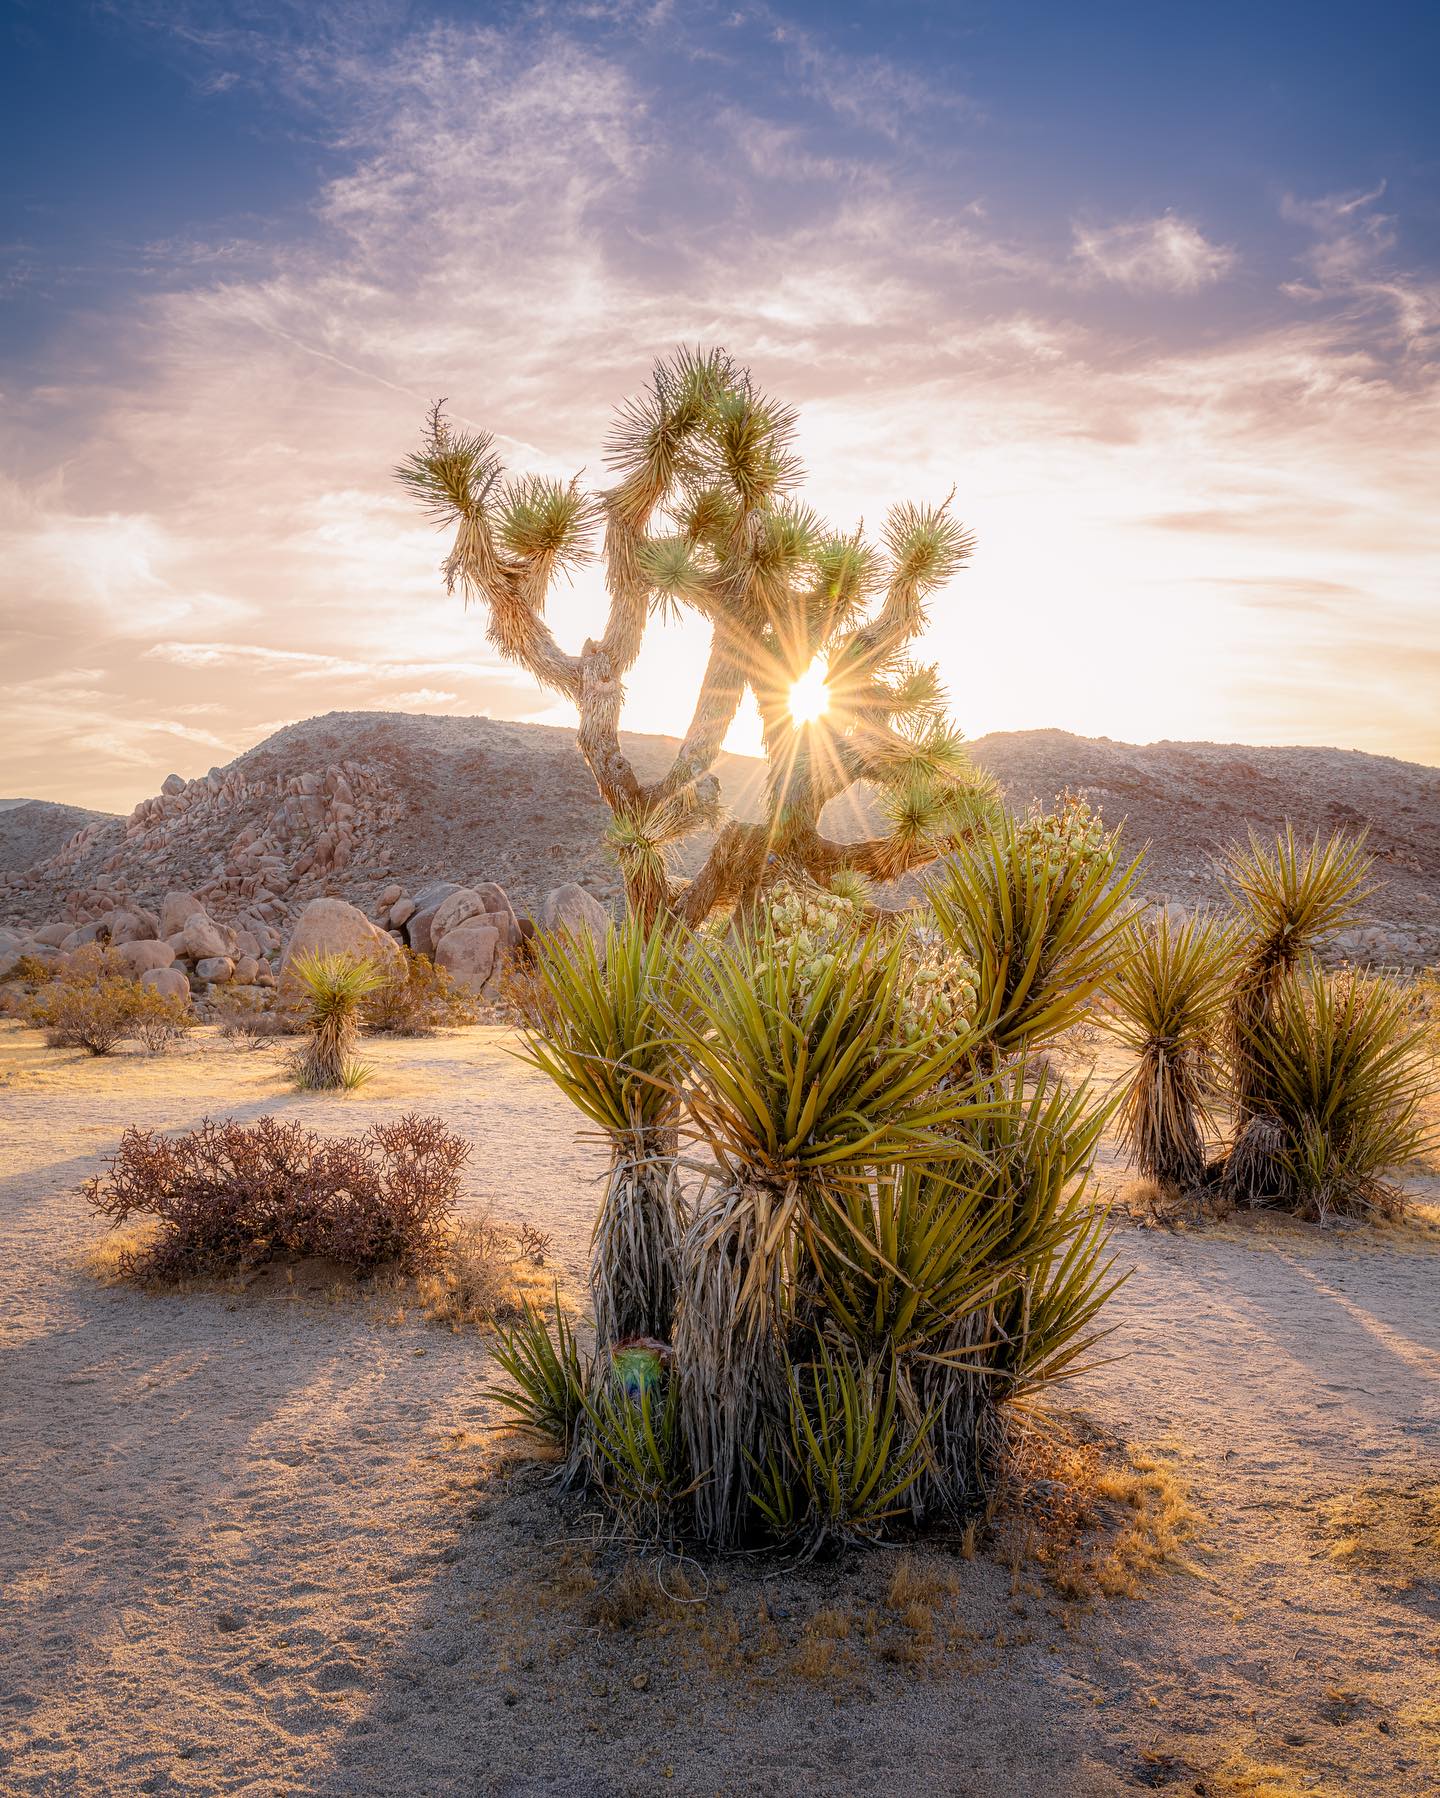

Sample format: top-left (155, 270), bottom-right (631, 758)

top-left (27, 947), bottom-right (192, 1056)
top-left (363, 946), bottom-right (478, 1036)
top-left (84, 1114), bottom-right (468, 1280)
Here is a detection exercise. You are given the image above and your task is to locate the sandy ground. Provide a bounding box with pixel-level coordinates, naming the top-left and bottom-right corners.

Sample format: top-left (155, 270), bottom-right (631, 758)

top-left (1, 1021), bottom-right (1437, 1797)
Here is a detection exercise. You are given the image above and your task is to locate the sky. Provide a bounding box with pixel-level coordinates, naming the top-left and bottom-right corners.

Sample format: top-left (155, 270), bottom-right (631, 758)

top-left (2, 0), bottom-right (1438, 811)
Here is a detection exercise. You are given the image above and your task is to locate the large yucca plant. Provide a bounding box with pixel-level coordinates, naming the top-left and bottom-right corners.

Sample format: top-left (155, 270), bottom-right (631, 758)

top-left (927, 797), bottom-right (1140, 1065)
top-left (1232, 966), bottom-right (1432, 1219)
top-left (664, 914), bottom-right (993, 1546)
top-left (517, 918), bottom-right (692, 1345)
top-left (1222, 826), bottom-right (1373, 1119)
top-left (1105, 910), bottom-right (1236, 1193)
top-left (289, 951), bottom-right (385, 1091)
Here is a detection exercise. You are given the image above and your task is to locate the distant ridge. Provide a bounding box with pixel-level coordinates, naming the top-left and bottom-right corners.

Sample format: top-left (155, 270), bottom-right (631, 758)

top-left (1, 713), bottom-right (1435, 959)
top-left (0, 799), bottom-right (119, 875)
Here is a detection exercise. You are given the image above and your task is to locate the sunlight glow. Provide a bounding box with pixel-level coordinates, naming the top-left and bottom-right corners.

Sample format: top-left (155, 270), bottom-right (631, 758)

top-left (788, 656), bottom-right (830, 726)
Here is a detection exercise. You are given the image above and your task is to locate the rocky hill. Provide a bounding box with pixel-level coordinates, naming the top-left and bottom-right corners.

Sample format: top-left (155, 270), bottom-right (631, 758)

top-left (0, 799), bottom-right (119, 875)
top-left (1, 711), bottom-right (1435, 964)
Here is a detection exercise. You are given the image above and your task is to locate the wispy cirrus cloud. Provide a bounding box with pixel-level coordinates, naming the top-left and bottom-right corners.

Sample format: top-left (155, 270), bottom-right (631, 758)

top-left (1070, 213), bottom-right (1237, 293)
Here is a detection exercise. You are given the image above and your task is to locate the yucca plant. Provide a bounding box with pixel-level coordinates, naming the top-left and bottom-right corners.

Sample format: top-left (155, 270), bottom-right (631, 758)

top-left (517, 917), bottom-right (693, 1345)
top-left (1232, 966), bottom-right (1432, 1219)
top-left (909, 1072), bottom-right (1121, 1518)
top-left (1222, 826), bottom-right (1373, 1119)
top-left (289, 951), bottom-right (385, 1090)
top-left (927, 796), bottom-right (1141, 1066)
top-left (665, 913), bottom-right (995, 1546)
top-left (1104, 911), bottom-right (1236, 1192)
top-left (751, 1341), bottom-right (935, 1555)
top-left (490, 1288), bottom-right (588, 1452)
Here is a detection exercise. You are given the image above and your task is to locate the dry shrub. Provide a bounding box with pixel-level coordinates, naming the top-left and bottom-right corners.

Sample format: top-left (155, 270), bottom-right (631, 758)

top-left (28, 949), bottom-right (191, 1056)
top-left (132, 992), bottom-right (196, 1054)
top-left (2, 953), bottom-right (55, 985)
top-left (416, 1217), bottom-right (547, 1329)
top-left (84, 1113), bottom-right (469, 1281)
top-left (364, 947), bottom-right (479, 1035)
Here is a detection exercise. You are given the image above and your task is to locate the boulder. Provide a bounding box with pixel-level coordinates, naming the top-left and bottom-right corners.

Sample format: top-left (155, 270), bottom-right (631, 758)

top-left (161, 773), bottom-right (186, 796)
top-left (233, 954), bottom-right (261, 985)
top-left (404, 882), bottom-right (463, 957)
top-left (429, 887), bottom-right (488, 947)
top-left (113, 940), bottom-right (175, 978)
top-left (281, 896), bottom-right (403, 979)
top-left (195, 956), bottom-right (235, 984)
top-left (389, 897), bottom-right (416, 928)
top-left (140, 966), bottom-right (191, 1002)
top-left (180, 911), bottom-right (229, 962)
top-left (109, 907), bottom-right (161, 945)
top-left (476, 882), bottom-right (523, 950)
top-left (33, 923), bottom-right (72, 948)
top-left (435, 922), bottom-right (500, 996)
top-left (378, 883), bottom-right (403, 908)
top-left (539, 883), bottom-right (610, 955)
top-left (161, 890), bottom-right (203, 937)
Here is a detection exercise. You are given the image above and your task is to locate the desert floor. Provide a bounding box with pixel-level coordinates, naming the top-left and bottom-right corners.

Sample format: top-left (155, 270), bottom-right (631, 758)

top-left (1, 1022), bottom-right (1437, 1798)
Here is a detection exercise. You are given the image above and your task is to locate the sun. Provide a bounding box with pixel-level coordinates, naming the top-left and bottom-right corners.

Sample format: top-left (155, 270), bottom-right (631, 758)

top-left (788, 655), bottom-right (830, 726)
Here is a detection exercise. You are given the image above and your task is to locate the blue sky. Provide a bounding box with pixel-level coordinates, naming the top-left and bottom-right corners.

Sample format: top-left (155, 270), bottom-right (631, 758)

top-left (2, 1), bottom-right (1438, 804)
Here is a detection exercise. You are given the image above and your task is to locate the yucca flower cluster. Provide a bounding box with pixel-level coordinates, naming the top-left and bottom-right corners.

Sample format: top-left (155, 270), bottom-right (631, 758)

top-left (1014, 793), bottom-right (1114, 882)
top-left (762, 878), bottom-right (978, 1046)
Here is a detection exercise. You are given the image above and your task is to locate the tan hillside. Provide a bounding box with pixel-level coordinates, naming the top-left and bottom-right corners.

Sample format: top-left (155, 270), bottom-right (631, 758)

top-left (1, 711), bottom-right (1435, 961)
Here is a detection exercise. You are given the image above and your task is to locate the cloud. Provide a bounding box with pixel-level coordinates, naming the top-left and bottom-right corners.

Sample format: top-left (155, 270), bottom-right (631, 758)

top-left (1071, 214), bottom-right (1237, 293)
top-left (2, 5), bottom-right (1438, 809)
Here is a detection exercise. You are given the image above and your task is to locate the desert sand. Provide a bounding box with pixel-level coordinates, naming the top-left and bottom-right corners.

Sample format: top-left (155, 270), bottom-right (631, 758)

top-left (1, 1022), bottom-right (1437, 1796)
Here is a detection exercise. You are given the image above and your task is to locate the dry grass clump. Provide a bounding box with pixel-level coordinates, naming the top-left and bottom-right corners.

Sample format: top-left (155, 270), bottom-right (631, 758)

top-left (415, 1217), bottom-right (550, 1330)
top-left (1008, 1414), bottom-right (1198, 1603)
top-left (1316, 1481), bottom-right (1440, 1592)
top-left (363, 947), bottom-right (479, 1036)
top-left (84, 1113), bottom-right (468, 1281)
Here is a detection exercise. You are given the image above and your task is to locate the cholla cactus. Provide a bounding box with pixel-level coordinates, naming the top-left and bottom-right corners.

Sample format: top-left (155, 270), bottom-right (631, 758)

top-left (399, 349), bottom-right (999, 925)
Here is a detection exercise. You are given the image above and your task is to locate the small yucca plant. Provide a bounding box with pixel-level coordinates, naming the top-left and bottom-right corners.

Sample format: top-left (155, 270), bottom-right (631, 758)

top-left (1232, 966), bottom-right (1432, 1220)
top-left (1222, 826), bottom-right (1373, 1118)
top-left (751, 1341), bottom-right (935, 1556)
top-left (927, 796), bottom-right (1140, 1064)
top-left (1105, 911), bottom-right (1236, 1193)
top-left (517, 917), bottom-right (692, 1346)
top-left (289, 951), bottom-right (385, 1091)
top-left (490, 1288), bottom-right (588, 1451)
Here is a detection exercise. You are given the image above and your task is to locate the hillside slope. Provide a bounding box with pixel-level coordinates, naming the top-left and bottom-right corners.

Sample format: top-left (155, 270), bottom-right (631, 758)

top-left (0, 800), bottom-right (119, 875)
top-left (1, 712), bottom-right (1434, 959)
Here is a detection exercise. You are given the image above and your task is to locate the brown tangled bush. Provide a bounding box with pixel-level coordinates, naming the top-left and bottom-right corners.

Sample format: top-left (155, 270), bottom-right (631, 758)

top-left (84, 1113), bottom-right (470, 1281)
top-left (363, 947), bottom-right (479, 1036)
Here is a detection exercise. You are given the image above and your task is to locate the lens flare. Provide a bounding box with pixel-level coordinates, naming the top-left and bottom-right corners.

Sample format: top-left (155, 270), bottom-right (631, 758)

top-left (788, 656), bottom-right (830, 726)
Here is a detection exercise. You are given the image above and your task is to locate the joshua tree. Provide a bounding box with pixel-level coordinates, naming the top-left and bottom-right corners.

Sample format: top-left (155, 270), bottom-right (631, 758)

top-left (398, 348), bottom-right (997, 924)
